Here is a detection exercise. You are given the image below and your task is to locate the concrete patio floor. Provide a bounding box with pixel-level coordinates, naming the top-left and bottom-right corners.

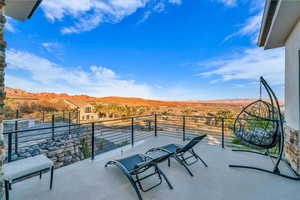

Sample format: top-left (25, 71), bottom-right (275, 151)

top-left (10, 136), bottom-right (300, 200)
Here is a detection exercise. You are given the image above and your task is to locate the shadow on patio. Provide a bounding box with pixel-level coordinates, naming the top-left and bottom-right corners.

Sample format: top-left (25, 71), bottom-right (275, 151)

top-left (9, 136), bottom-right (300, 200)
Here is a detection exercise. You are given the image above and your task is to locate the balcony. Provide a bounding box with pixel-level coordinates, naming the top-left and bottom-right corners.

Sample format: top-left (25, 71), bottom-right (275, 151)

top-left (7, 135), bottom-right (299, 200)
top-left (3, 114), bottom-right (299, 200)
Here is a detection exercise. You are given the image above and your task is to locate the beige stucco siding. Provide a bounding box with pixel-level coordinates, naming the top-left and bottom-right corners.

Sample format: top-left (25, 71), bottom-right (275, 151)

top-left (285, 19), bottom-right (300, 130)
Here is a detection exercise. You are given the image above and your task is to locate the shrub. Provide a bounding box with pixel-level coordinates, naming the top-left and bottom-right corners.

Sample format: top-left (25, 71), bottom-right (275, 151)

top-left (80, 137), bottom-right (91, 158)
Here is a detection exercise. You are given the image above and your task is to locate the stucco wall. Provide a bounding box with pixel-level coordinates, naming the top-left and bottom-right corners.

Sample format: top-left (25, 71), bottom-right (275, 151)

top-left (285, 18), bottom-right (300, 173)
top-left (285, 19), bottom-right (300, 131)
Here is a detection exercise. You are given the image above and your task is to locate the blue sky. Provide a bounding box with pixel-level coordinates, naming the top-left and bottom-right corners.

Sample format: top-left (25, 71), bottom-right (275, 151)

top-left (5, 0), bottom-right (284, 100)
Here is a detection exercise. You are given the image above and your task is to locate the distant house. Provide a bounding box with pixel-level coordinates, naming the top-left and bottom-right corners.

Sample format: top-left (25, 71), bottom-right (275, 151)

top-left (64, 99), bottom-right (98, 121)
top-left (205, 113), bottom-right (216, 126)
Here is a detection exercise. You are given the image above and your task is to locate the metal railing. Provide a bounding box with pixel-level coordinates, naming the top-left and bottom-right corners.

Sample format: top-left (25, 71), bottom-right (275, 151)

top-left (4, 109), bottom-right (80, 123)
top-left (3, 114), bottom-right (239, 164)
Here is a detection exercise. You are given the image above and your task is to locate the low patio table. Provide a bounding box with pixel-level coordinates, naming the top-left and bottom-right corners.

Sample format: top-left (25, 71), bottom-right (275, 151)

top-left (145, 150), bottom-right (171, 163)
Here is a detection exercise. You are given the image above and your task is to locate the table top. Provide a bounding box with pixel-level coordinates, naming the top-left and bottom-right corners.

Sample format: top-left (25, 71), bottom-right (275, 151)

top-left (145, 151), bottom-right (170, 162)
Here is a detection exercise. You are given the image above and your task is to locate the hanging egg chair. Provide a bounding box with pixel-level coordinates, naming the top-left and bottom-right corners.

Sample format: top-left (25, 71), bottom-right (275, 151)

top-left (229, 77), bottom-right (299, 180)
top-left (234, 99), bottom-right (280, 149)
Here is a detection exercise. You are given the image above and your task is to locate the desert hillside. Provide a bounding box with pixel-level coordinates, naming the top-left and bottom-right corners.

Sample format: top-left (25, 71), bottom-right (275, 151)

top-left (5, 88), bottom-right (254, 106)
top-left (5, 88), bottom-right (259, 120)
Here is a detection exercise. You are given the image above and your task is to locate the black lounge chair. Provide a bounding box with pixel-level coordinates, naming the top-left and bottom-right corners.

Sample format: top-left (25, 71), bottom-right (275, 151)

top-left (146, 135), bottom-right (208, 177)
top-left (105, 153), bottom-right (173, 200)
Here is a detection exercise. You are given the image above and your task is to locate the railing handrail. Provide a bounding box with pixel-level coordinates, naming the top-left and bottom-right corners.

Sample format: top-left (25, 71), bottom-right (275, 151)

top-left (3, 112), bottom-right (278, 135)
top-left (3, 114), bottom-right (154, 135)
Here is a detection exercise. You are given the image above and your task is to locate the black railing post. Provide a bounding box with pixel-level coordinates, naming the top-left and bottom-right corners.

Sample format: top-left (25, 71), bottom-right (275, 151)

top-left (14, 120), bottom-right (18, 154)
top-left (154, 114), bottom-right (157, 137)
top-left (221, 118), bottom-right (225, 149)
top-left (62, 111), bottom-right (65, 122)
top-left (42, 111), bottom-right (45, 123)
top-left (15, 110), bottom-right (19, 154)
top-left (131, 117), bottom-right (134, 147)
top-left (91, 122), bottom-right (95, 160)
top-left (8, 132), bottom-right (12, 162)
top-left (16, 110), bottom-right (19, 119)
top-left (69, 112), bottom-right (71, 135)
top-left (183, 116), bottom-right (186, 141)
top-left (78, 110), bottom-right (80, 124)
top-left (52, 114), bottom-right (55, 140)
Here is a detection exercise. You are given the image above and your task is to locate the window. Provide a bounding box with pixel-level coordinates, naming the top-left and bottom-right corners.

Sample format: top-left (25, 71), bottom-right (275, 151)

top-left (86, 115), bottom-right (90, 120)
top-left (85, 106), bottom-right (92, 113)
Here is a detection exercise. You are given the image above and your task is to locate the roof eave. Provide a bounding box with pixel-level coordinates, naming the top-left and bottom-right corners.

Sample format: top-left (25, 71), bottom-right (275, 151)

top-left (27, 0), bottom-right (42, 19)
top-left (5, 0), bottom-right (42, 21)
top-left (264, 0), bottom-right (300, 49)
top-left (257, 0), bottom-right (279, 47)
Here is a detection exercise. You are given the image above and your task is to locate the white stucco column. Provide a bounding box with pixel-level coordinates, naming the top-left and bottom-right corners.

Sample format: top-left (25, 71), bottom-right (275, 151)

top-left (284, 19), bottom-right (300, 173)
top-left (285, 20), bottom-right (300, 130)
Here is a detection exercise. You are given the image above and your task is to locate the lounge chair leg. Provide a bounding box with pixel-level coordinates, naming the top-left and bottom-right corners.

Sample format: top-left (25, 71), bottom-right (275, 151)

top-left (182, 162), bottom-right (194, 177)
top-left (5, 180), bottom-right (9, 200)
top-left (50, 166), bottom-right (54, 190)
top-left (127, 175), bottom-right (143, 200)
top-left (157, 167), bottom-right (173, 190)
top-left (168, 158), bottom-right (171, 167)
top-left (174, 156), bottom-right (194, 177)
top-left (106, 160), bottom-right (143, 200)
top-left (195, 154), bottom-right (208, 167)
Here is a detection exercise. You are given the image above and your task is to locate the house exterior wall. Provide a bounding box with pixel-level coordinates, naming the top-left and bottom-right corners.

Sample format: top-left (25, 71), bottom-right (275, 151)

top-left (64, 100), bottom-right (99, 122)
top-left (285, 19), bottom-right (300, 130)
top-left (79, 105), bottom-right (98, 121)
top-left (284, 18), bottom-right (300, 173)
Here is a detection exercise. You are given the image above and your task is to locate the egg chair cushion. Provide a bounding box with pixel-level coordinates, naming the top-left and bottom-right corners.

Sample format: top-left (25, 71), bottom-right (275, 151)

top-left (235, 127), bottom-right (278, 149)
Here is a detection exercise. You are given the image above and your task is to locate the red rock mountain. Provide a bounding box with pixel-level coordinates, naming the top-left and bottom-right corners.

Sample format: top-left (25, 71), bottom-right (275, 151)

top-left (5, 88), bottom-right (257, 107)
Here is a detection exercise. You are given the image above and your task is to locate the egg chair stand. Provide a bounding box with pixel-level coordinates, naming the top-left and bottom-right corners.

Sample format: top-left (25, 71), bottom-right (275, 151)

top-left (229, 149), bottom-right (300, 180)
top-left (229, 77), bottom-right (300, 181)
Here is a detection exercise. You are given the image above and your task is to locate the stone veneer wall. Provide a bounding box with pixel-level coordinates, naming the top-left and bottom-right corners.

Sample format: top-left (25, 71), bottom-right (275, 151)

top-left (284, 124), bottom-right (300, 173)
top-left (9, 129), bottom-right (93, 168)
top-left (8, 126), bottom-right (117, 168)
top-left (0, 0), bottom-right (5, 199)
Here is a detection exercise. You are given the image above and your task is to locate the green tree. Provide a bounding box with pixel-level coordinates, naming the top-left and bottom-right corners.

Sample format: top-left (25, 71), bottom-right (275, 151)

top-left (215, 110), bottom-right (235, 128)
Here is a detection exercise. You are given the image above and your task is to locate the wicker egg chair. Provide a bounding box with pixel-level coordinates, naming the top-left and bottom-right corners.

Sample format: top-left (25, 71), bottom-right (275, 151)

top-left (234, 99), bottom-right (280, 150)
top-left (229, 77), bottom-right (299, 180)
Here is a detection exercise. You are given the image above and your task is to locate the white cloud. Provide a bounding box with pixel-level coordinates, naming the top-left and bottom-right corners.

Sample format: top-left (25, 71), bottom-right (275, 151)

top-left (225, 12), bottom-right (262, 43)
top-left (90, 65), bottom-right (118, 80)
top-left (6, 49), bottom-right (229, 100)
top-left (42, 42), bottom-right (63, 52)
top-left (168, 0), bottom-right (182, 5)
top-left (61, 13), bottom-right (103, 34)
top-left (41, 0), bottom-right (94, 21)
top-left (198, 47), bottom-right (285, 85)
top-left (138, 2), bottom-right (166, 23)
top-left (249, 0), bottom-right (265, 12)
top-left (6, 49), bottom-right (155, 98)
top-left (213, 0), bottom-right (236, 6)
top-left (41, 0), bottom-right (182, 34)
top-left (224, 0), bottom-right (265, 43)
top-left (5, 17), bottom-right (17, 33)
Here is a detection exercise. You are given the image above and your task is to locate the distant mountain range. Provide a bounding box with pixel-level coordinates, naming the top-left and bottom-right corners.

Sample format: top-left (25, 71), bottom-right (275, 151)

top-left (5, 88), bottom-right (257, 106)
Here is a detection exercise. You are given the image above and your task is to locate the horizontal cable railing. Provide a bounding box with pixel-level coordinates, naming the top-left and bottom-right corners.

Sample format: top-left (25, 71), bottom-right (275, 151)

top-left (3, 113), bottom-right (257, 167)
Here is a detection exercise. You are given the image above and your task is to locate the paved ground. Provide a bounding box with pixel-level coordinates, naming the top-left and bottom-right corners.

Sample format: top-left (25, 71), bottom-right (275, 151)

top-left (10, 136), bottom-right (300, 200)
